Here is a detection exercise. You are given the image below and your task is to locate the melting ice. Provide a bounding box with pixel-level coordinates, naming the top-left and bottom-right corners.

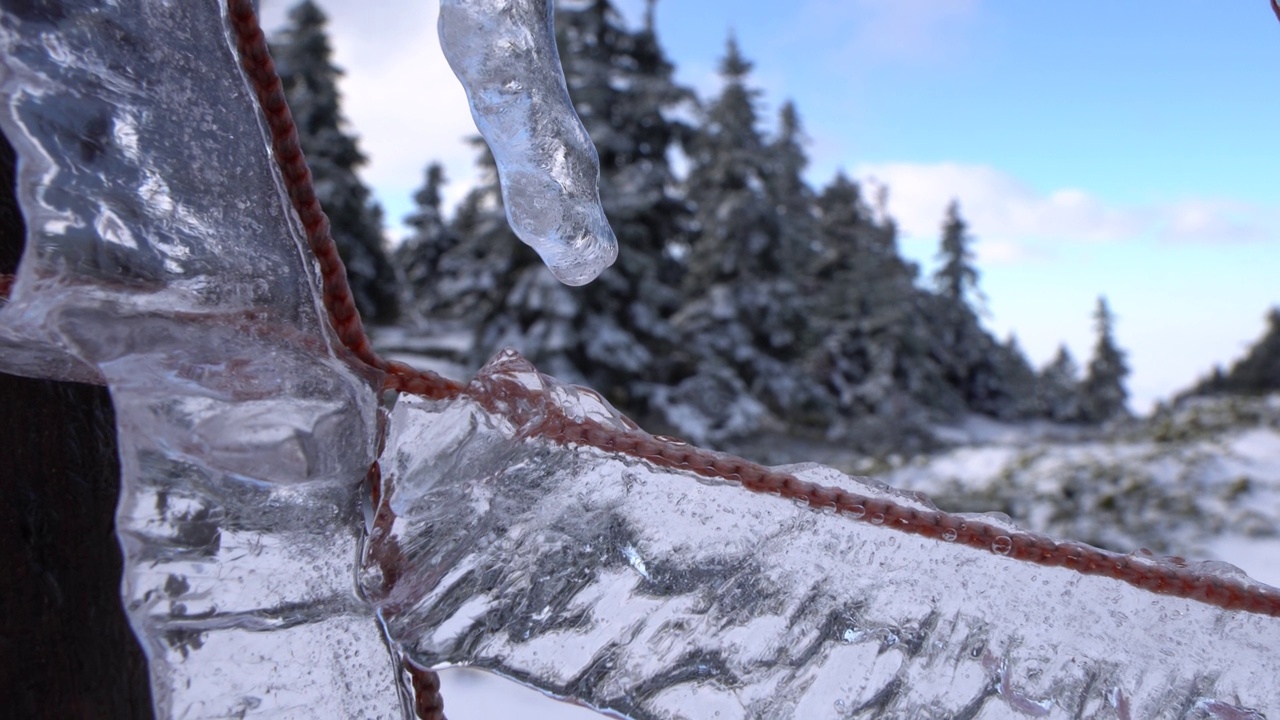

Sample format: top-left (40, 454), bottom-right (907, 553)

top-left (438, 0), bottom-right (618, 286)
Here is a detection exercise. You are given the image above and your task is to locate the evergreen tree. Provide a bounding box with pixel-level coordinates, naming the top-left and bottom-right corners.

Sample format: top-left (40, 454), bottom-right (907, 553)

top-left (682, 37), bottom-right (783, 284)
top-left (806, 173), bottom-right (947, 423)
top-left (1080, 296), bottom-right (1130, 422)
top-left (272, 0), bottom-right (399, 323)
top-left (1190, 307), bottom-right (1280, 396)
top-left (990, 335), bottom-right (1040, 420)
top-left (933, 200), bottom-right (983, 310)
top-left (763, 102), bottom-right (818, 278)
top-left (553, 0), bottom-right (694, 403)
top-left (395, 163), bottom-right (458, 323)
top-left (810, 173), bottom-right (883, 317)
top-left (925, 201), bottom-right (1001, 414)
top-left (433, 138), bottom-right (540, 332)
top-left (802, 175), bottom-right (967, 451)
top-left (674, 37), bottom-right (823, 425)
top-left (1194, 366), bottom-right (1229, 396)
top-left (683, 37), bottom-right (756, 280)
top-left (1036, 344), bottom-right (1082, 422)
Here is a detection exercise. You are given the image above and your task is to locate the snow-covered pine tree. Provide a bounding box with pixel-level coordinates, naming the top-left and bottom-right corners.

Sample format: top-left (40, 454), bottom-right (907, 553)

top-left (552, 0), bottom-right (693, 405)
top-left (764, 102), bottom-right (819, 282)
top-left (933, 200), bottom-right (983, 310)
top-left (436, 139), bottom-right (556, 359)
top-left (808, 175), bottom-right (925, 410)
top-left (1080, 296), bottom-right (1131, 423)
top-left (1190, 307), bottom-right (1280, 396)
top-left (801, 174), bottom-right (952, 450)
top-left (681, 37), bottom-right (777, 287)
top-left (1036, 344), bottom-right (1083, 422)
top-left (673, 37), bottom-right (824, 431)
top-left (925, 201), bottom-right (1007, 416)
top-left (1228, 307), bottom-right (1280, 392)
top-left (272, 0), bottom-right (399, 323)
top-left (990, 334), bottom-right (1040, 420)
top-left (395, 163), bottom-right (457, 322)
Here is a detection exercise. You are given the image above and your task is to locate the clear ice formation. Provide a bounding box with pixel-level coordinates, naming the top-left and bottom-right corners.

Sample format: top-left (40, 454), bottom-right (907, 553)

top-left (0, 2), bottom-right (398, 717)
top-left (438, 0), bottom-right (619, 286)
top-left (0, 1), bottom-right (1278, 719)
top-left (368, 352), bottom-right (1280, 718)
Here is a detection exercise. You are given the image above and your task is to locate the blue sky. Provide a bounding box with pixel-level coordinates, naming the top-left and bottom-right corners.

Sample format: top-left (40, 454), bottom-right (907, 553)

top-left (260, 0), bottom-right (1280, 412)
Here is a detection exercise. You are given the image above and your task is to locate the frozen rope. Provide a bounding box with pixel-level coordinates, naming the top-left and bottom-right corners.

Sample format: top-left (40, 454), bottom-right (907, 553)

top-left (226, 0), bottom-right (461, 401)
top-left (226, 3), bottom-right (454, 717)
top-left (455, 355), bottom-right (1280, 619)
top-left (226, 0), bottom-right (1280, 631)
top-left (403, 655), bottom-right (446, 720)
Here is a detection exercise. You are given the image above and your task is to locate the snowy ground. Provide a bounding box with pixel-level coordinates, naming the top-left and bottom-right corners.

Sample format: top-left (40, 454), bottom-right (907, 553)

top-left (882, 394), bottom-right (1280, 588)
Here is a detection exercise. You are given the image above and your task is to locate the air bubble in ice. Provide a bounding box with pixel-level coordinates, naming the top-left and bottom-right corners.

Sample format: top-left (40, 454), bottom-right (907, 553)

top-left (942, 529), bottom-right (958, 542)
top-left (992, 536), bottom-right (1013, 556)
top-left (437, 0), bottom-right (618, 286)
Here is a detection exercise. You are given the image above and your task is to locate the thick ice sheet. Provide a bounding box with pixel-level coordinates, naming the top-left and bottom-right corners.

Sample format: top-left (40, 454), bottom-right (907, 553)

top-left (368, 355), bottom-right (1280, 718)
top-left (0, 0), bottom-right (335, 380)
top-left (0, 2), bottom-right (398, 717)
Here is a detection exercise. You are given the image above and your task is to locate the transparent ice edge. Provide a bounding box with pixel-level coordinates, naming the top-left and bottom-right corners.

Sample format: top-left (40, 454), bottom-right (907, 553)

top-left (0, 2), bottom-right (400, 717)
top-left (438, 0), bottom-right (618, 286)
top-left (367, 352), bottom-right (1280, 719)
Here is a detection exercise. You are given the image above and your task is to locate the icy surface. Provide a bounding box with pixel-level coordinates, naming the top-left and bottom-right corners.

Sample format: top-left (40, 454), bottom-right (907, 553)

top-left (0, 0), bottom-right (326, 382)
top-left (438, 0), bottom-right (618, 286)
top-left (367, 353), bottom-right (1280, 719)
top-left (0, 2), bottom-right (398, 717)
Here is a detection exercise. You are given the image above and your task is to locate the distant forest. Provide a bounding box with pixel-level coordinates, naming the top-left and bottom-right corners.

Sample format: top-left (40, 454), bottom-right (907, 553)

top-left (270, 0), bottom-right (1278, 452)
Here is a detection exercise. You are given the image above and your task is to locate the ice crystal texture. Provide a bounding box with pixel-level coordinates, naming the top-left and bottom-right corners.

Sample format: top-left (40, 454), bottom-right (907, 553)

top-left (438, 0), bottom-right (618, 286)
top-left (367, 352), bottom-right (1280, 718)
top-left (0, 2), bottom-right (397, 717)
top-left (0, 1), bottom-right (1278, 719)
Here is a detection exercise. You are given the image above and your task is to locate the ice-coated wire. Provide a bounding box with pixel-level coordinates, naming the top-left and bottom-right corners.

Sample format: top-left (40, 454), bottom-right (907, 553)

top-left (438, 0), bottom-right (618, 286)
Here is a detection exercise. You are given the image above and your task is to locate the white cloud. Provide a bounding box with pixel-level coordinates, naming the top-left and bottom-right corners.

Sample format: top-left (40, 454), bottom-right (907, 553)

top-left (260, 0), bottom-right (481, 233)
top-left (853, 162), bottom-right (1278, 265)
top-left (787, 0), bottom-right (979, 67)
top-left (845, 0), bottom-right (979, 62)
top-left (1160, 198), bottom-right (1278, 244)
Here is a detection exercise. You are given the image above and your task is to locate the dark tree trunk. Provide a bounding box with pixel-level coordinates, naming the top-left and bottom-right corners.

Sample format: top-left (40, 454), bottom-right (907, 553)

top-left (0, 130), bottom-right (155, 718)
